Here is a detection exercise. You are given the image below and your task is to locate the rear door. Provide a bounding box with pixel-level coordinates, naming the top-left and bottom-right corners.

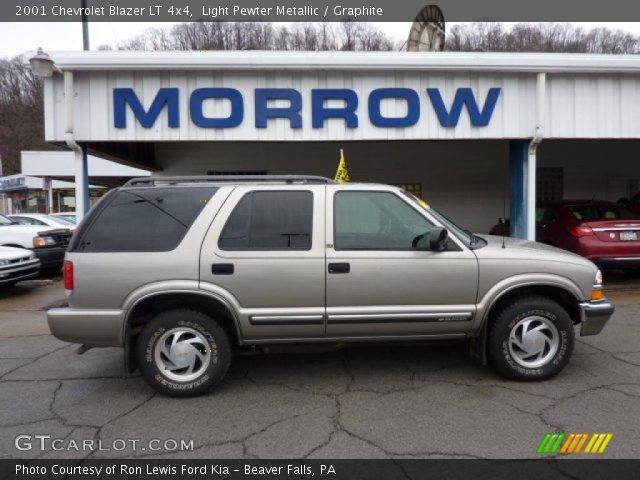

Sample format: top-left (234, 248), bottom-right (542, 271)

top-left (199, 185), bottom-right (326, 340)
top-left (325, 185), bottom-right (479, 338)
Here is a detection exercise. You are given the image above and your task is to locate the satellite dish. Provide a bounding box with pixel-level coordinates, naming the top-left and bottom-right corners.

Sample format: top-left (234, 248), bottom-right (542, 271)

top-left (406, 5), bottom-right (445, 52)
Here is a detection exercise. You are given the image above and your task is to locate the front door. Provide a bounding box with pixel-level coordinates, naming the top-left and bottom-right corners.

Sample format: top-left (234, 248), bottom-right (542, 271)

top-left (325, 187), bottom-right (479, 338)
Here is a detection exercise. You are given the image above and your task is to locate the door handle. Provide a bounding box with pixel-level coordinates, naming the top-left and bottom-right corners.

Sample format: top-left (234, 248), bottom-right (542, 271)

top-left (328, 262), bottom-right (350, 274)
top-left (212, 263), bottom-right (234, 275)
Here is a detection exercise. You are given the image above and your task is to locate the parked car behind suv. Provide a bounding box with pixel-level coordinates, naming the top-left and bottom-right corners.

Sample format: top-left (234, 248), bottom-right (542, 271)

top-left (0, 214), bottom-right (72, 269)
top-left (0, 246), bottom-right (40, 287)
top-left (8, 213), bottom-right (76, 232)
top-left (47, 176), bottom-right (614, 397)
top-left (490, 200), bottom-right (640, 273)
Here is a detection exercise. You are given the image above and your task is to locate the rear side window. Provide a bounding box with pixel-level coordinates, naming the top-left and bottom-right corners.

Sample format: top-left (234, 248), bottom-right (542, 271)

top-left (219, 191), bottom-right (313, 250)
top-left (78, 187), bottom-right (218, 252)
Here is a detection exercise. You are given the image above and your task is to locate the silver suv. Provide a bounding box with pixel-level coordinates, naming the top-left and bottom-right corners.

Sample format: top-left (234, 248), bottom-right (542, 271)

top-left (47, 176), bottom-right (614, 397)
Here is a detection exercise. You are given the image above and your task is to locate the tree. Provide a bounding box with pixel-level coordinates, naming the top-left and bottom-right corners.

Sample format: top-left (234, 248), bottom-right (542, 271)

top-left (0, 56), bottom-right (59, 176)
top-left (112, 21), bottom-right (396, 52)
top-left (445, 23), bottom-right (640, 54)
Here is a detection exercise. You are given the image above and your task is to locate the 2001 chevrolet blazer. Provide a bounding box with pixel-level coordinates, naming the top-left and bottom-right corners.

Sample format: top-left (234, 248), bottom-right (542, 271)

top-left (47, 176), bottom-right (614, 396)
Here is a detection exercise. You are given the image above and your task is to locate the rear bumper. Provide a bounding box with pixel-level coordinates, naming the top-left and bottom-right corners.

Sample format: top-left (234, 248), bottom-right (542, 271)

top-left (592, 257), bottom-right (640, 269)
top-left (579, 300), bottom-right (615, 336)
top-left (33, 246), bottom-right (67, 269)
top-left (46, 308), bottom-right (125, 346)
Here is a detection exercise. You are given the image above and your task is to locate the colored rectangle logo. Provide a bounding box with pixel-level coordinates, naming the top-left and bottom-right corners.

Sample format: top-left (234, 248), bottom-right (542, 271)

top-left (537, 433), bottom-right (612, 455)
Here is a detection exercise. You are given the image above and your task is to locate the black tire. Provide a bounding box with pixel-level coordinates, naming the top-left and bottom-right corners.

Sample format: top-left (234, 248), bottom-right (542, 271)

top-left (136, 309), bottom-right (231, 397)
top-left (487, 296), bottom-right (574, 381)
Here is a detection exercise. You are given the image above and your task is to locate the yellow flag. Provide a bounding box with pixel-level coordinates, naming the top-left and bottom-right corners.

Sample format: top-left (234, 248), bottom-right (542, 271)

top-left (412, 193), bottom-right (430, 209)
top-left (334, 149), bottom-right (350, 184)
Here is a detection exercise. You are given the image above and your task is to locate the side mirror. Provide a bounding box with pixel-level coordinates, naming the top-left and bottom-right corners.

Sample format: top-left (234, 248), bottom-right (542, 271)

top-left (430, 227), bottom-right (449, 252)
top-left (498, 217), bottom-right (506, 225)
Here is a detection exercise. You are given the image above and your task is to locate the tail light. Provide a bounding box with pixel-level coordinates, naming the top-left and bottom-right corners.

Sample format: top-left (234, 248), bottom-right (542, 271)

top-left (63, 260), bottom-right (74, 291)
top-left (569, 225), bottom-right (595, 238)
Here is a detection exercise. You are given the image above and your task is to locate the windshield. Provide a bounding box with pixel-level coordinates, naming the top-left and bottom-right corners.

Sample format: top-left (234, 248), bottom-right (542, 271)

top-left (567, 204), bottom-right (637, 221)
top-left (48, 215), bottom-right (74, 226)
top-left (0, 214), bottom-right (14, 226)
top-left (401, 191), bottom-right (476, 246)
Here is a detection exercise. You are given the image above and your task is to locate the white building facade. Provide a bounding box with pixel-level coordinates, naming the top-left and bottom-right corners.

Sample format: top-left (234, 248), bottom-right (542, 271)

top-left (38, 51), bottom-right (640, 235)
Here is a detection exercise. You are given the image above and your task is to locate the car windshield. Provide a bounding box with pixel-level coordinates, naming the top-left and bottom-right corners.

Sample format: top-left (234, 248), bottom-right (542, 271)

top-left (567, 204), bottom-right (637, 221)
top-left (48, 215), bottom-right (74, 226)
top-left (401, 191), bottom-right (475, 246)
top-left (0, 215), bottom-right (14, 226)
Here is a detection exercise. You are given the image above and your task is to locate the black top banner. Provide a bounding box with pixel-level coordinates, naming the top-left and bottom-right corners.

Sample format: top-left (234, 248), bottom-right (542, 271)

top-left (3, 0), bottom-right (640, 22)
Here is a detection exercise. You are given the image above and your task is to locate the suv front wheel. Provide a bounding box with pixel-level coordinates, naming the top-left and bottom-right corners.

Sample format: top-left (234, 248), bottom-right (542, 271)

top-left (136, 309), bottom-right (231, 397)
top-left (488, 296), bottom-right (574, 380)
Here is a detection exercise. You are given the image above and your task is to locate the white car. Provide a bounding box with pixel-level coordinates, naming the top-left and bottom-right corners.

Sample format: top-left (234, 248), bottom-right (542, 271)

top-left (8, 213), bottom-right (76, 230)
top-left (0, 214), bottom-right (72, 269)
top-left (0, 245), bottom-right (41, 287)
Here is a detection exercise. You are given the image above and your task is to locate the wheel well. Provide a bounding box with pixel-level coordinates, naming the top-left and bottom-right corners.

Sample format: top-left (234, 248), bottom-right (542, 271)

top-left (484, 285), bottom-right (581, 327)
top-left (124, 292), bottom-right (240, 373)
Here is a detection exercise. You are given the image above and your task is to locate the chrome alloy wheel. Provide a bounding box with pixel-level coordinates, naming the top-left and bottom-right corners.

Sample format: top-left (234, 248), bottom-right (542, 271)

top-left (154, 327), bottom-right (211, 382)
top-left (508, 316), bottom-right (560, 369)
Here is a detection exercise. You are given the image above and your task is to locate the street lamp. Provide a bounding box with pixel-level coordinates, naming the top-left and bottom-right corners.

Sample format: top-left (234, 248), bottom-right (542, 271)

top-left (28, 48), bottom-right (62, 78)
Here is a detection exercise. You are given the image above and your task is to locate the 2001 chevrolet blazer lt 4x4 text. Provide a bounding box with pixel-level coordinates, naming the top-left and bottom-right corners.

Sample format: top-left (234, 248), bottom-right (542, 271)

top-left (47, 176), bottom-right (614, 396)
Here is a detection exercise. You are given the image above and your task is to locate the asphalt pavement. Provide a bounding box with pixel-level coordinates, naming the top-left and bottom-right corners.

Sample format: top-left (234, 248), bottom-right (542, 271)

top-left (0, 273), bottom-right (639, 459)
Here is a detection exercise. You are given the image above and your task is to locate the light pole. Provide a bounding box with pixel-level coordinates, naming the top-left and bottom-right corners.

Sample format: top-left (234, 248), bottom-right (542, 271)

top-left (80, 0), bottom-right (90, 213)
top-left (81, 0), bottom-right (90, 50)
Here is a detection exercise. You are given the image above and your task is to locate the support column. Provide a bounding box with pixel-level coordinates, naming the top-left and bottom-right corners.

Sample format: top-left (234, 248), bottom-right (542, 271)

top-left (73, 147), bottom-right (87, 220)
top-left (44, 176), bottom-right (53, 213)
top-left (81, 144), bottom-right (90, 213)
top-left (509, 140), bottom-right (530, 239)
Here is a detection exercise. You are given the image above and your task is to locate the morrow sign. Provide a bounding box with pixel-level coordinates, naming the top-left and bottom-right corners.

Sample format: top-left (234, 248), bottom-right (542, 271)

top-left (113, 87), bottom-right (502, 130)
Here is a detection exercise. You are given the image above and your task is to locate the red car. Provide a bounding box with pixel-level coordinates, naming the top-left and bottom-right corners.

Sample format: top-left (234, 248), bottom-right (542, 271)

top-left (489, 200), bottom-right (640, 272)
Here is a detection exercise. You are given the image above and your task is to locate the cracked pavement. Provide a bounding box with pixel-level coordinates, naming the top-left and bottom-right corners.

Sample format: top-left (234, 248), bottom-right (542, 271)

top-left (1, 279), bottom-right (639, 459)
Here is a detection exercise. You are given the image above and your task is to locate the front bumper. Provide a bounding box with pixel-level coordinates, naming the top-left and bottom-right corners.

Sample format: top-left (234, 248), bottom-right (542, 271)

top-left (33, 246), bottom-right (67, 269)
top-left (579, 300), bottom-right (615, 336)
top-left (47, 308), bottom-right (125, 346)
top-left (0, 259), bottom-right (41, 285)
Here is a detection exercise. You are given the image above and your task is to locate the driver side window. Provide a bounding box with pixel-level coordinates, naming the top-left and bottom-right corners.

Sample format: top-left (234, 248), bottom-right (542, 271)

top-left (334, 191), bottom-right (435, 250)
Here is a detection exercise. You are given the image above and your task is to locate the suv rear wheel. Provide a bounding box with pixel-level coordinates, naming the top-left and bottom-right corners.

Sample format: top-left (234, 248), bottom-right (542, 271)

top-left (487, 296), bottom-right (574, 380)
top-left (136, 309), bottom-right (231, 397)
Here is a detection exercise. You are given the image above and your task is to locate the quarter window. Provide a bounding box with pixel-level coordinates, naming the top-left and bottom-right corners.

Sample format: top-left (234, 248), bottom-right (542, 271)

top-left (334, 191), bottom-right (435, 250)
top-left (219, 191), bottom-right (313, 250)
top-left (79, 187), bottom-right (218, 252)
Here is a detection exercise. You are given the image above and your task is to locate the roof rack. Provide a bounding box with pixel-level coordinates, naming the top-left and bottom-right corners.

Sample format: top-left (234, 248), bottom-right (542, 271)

top-left (124, 175), bottom-right (336, 187)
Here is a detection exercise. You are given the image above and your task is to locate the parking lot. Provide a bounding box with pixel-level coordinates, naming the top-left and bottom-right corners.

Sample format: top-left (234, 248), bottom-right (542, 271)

top-left (1, 273), bottom-right (639, 459)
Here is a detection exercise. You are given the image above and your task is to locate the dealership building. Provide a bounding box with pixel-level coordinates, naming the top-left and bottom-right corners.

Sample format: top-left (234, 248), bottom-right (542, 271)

top-left (34, 50), bottom-right (640, 237)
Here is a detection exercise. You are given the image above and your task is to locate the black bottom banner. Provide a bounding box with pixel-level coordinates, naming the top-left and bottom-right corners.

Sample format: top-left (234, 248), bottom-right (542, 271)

top-left (1, 459), bottom-right (639, 480)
